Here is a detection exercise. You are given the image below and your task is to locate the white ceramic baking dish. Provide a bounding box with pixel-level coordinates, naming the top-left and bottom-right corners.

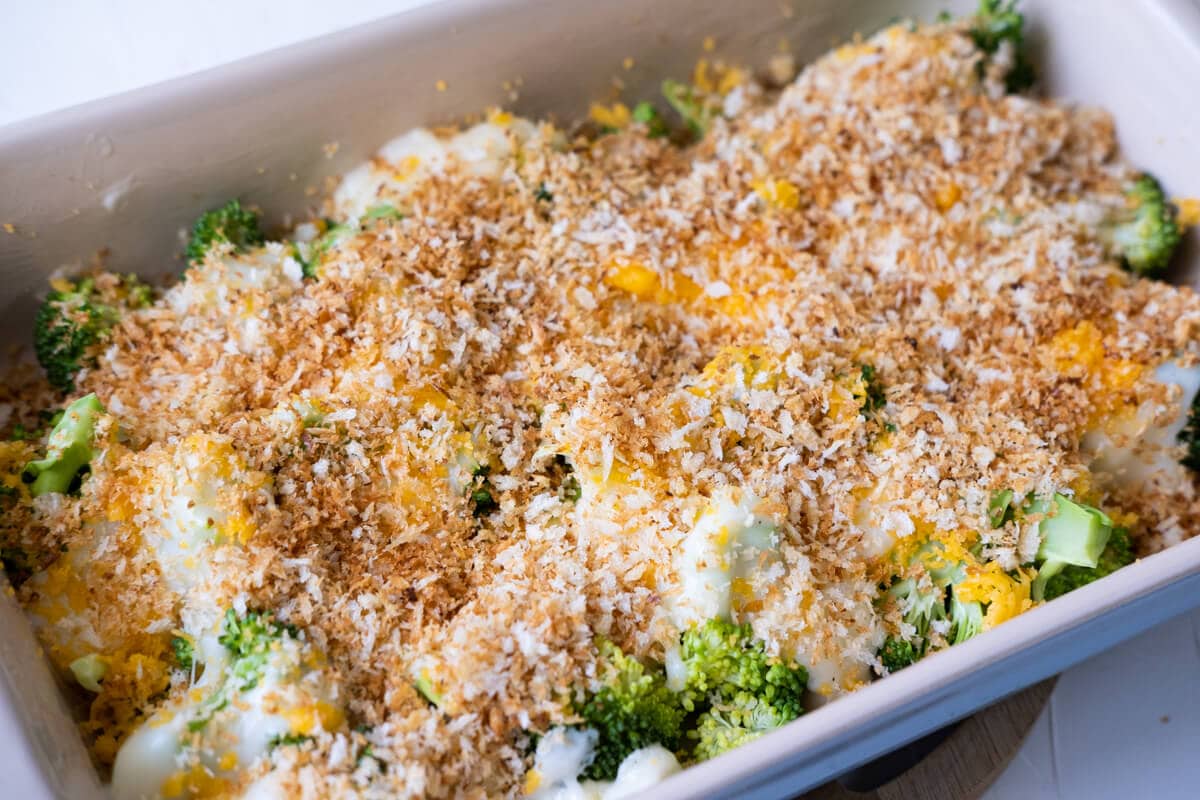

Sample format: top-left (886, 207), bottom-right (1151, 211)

top-left (2, 0), bottom-right (1200, 797)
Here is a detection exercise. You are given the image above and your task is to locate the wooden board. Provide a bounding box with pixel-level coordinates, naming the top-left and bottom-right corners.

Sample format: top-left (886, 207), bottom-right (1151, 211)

top-left (803, 678), bottom-right (1056, 800)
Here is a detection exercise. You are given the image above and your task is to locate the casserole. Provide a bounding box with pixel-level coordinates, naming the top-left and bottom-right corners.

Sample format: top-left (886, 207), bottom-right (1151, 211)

top-left (2, 0), bottom-right (1200, 797)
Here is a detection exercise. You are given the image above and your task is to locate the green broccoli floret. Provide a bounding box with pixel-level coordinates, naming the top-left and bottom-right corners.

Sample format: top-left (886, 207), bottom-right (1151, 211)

top-left (875, 532), bottom-right (996, 668)
top-left (680, 619), bottom-right (807, 761)
top-left (1181, 394), bottom-right (1200, 472)
top-left (1028, 494), bottom-right (1114, 601)
top-left (171, 635), bottom-right (195, 671)
top-left (1042, 526), bottom-right (1135, 601)
top-left (878, 574), bottom-right (948, 669)
top-left (22, 394), bottom-right (104, 496)
top-left (362, 204), bottom-right (404, 222)
top-left (576, 639), bottom-right (687, 780)
top-left (878, 637), bottom-right (918, 672)
top-left (949, 595), bottom-right (984, 644)
top-left (690, 709), bottom-right (772, 762)
top-left (414, 673), bottom-right (443, 708)
top-left (1104, 174), bottom-right (1181, 278)
top-left (552, 454), bottom-right (581, 503)
top-left (34, 275), bottom-right (151, 393)
top-left (632, 101), bottom-right (669, 139)
top-left (469, 464), bottom-right (499, 517)
top-left (858, 363), bottom-right (887, 419)
top-left (269, 732), bottom-right (314, 749)
top-left (186, 199), bottom-right (265, 264)
top-left (217, 608), bottom-right (296, 692)
top-left (968, 0), bottom-right (1035, 93)
top-left (662, 79), bottom-right (716, 138)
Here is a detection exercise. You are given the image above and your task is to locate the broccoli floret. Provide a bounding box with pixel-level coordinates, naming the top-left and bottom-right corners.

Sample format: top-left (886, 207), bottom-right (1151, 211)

top-left (689, 709), bottom-right (771, 762)
top-left (878, 637), bottom-right (918, 672)
top-left (69, 653), bottom-right (109, 693)
top-left (988, 488), bottom-right (1015, 528)
top-left (217, 608), bottom-right (296, 692)
top-left (858, 363), bottom-right (887, 419)
top-left (1181, 394), bottom-right (1200, 472)
top-left (1042, 527), bottom-right (1135, 601)
top-left (632, 101), bottom-right (669, 139)
top-left (552, 454), bottom-right (581, 503)
top-left (414, 673), bottom-right (444, 708)
top-left (269, 732), bottom-right (314, 749)
top-left (968, 0), bottom-right (1035, 93)
top-left (186, 199), bottom-right (265, 264)
top-left (1029, 494), bottom-right (1114, 600)
top-left (875, 533), bottom-right (998, 668)
top-left (1104, 174), bottom-right (1181, 278)
top-left (662, 79), bottom-right (716, 138)
top-left (34, 275), bottom-right (150, 393)
top-left (576, 639), bottom-right (687, 780)
top-left (22, 393), bottom-right (104, 496)
top-left (679, 619), bottom-right (807, 761)
top-left (469, 464), bottom-right (499, 517)
top-left (879, 575), bottom-right (947, 668)
top-left (949, 596), bottom-right (984, 644)
top-left (171, 635), bottom-right (195, 672)
top-left (362, 204), bottom-right (404, 222)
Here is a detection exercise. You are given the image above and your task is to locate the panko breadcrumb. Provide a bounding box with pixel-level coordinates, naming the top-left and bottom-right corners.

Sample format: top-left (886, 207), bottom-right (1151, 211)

top-left (2, 14), bottom-right (1199, 800)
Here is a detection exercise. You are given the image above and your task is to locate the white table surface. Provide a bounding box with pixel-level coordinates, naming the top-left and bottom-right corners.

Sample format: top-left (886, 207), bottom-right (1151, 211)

top-left (4, 3), bottom-right (1199, 799)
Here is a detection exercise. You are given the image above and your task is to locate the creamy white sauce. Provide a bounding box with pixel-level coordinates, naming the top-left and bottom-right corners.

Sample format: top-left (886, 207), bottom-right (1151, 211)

top-left (528, 728), bottom-right (682, 800)
top-left (112, 630), bottom-right (339, 800)
top-left (1084, 360), bottom-right (1200, 491)
top-left (671, 488), bottom-right (781, 629)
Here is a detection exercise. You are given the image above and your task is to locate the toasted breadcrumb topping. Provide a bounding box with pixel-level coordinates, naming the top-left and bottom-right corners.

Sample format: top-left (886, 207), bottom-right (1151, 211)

top-left (3, 18), bottom-right (1200, 799)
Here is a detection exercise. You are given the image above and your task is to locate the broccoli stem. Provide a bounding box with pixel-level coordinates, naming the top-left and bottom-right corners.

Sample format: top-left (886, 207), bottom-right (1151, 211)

top-left (1030, 494), bottom-right (1114, 600)
top-left (22, 394), bottom-right (104, 496)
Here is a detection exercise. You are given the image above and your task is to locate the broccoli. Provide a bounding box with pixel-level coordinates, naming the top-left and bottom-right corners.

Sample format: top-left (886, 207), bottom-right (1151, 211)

top-left (217, 608), bottom-right (296, 692)
top-left (968, 0), bottom-right (1035, 93)
top-left (949, 595), bottom-right (984, 644)
top-left (576, 639), bottom-right (686, 780)
top-left (680, 619), bottom-right (808, 761)
top-left (22, 393), bottom-right (104, 496)
top-left (879, 574), bottom-right (948, 668)
top-left (1028, 494), bottom-right (1114, 601)
top-left (878, 637), bottom-right (918, 672)
top-left (186, 199), bottom-right (265, 264)
top-left (875, 533), bottom-right (994, 669)
top-left (661, 79), bottom-right (716, 138)
top-left (689, 711), bottom-right (770, 763)
top-left (34, 275), bottom-right (151, 393)
top-left (1042, 526), bottom-right (1135, 601)
top-left (1181, 394), bottom-right (1200, 472)
top-left (469, 464), bottom-right (499, 517)
top-left (269, 732), bottom-right (314, 749)
top-left (1103, 174), bottom-right (1181, 278)
top-left (414, 672), bottom-right (444, 708)
top-left (551, 454), bottom-right (581, 503)
top-left (362, 204), bottom-right (404, 222)
top-left (534, 183), bottom-right (555, 204)
top-left (186, 609), bottom-right (299, 733)
top-left (858, 363), bottom-right (887, 419)
top-left (171, 635), bottom-right (195, 672)
top-left (69, 653), bottom-right (109, 693)
top-left (632, 101), bottom-right (669, 139)
top-left (988, 487), bottom-right (1015, 528)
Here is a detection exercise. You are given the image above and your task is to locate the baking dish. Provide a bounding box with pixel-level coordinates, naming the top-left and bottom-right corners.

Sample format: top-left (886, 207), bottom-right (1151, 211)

top-left (2, 0), bottom-right (1200, 797)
